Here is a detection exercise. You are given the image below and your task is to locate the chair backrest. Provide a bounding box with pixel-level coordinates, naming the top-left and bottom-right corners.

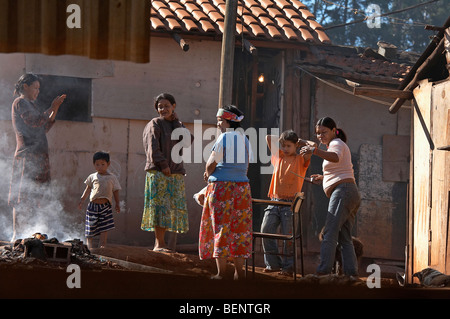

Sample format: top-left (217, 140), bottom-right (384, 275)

top-left (291, 192), bottom-right (304, 214)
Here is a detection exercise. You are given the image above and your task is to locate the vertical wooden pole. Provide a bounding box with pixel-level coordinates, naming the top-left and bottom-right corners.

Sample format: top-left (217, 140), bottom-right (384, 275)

top-left (218, 0), bottom-right (238, 109)
top-left (406, 100), bottom-right (414, 284)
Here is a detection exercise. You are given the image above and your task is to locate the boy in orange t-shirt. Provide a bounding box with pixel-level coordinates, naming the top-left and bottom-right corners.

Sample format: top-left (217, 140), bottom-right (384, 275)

top-left (261, 130), bottom-right (312, 275)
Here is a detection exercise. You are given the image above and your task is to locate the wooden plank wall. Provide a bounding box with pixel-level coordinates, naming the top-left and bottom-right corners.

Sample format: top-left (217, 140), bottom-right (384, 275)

top-left (430, 81), bottom-right (450, 271)
top-left (0, 0), bottom-right (150, 63)
top-left (284, 49), bottom-right (316, 249)
top-left (446, 107), bottom-right (450, 274)
top-left (284, 50), bottom-right (312, 139)
top-left (411, 79), bottom-right (450, 279)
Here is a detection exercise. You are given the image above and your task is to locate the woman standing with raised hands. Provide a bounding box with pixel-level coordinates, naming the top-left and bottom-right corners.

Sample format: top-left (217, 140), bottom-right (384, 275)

top-left (300, 117), bottom-right (361, 277)
top-left (9, 73), bottom-right (66, 242)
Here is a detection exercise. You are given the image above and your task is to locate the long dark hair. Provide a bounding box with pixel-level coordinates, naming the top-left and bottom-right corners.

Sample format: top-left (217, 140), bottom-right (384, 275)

top-left (14, 73), bottom-right (40, 96)
top-left (316, 117), bottom-right (347, 143)
top-left (223, 104), bottom-right (244, 129)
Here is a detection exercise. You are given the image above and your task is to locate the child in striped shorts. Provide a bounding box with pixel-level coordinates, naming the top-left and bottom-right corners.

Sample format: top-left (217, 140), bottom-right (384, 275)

top-left (78, 151), bottom-right (121, 250)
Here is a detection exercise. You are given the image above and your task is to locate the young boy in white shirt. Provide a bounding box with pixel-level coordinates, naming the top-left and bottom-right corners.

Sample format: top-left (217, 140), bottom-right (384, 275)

top-left (79, 151), bottom-right (121, 249)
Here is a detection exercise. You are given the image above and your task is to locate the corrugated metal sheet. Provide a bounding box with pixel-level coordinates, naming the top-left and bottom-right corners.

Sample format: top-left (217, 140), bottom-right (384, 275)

top-left (0, 0), bottom-right (150, 63)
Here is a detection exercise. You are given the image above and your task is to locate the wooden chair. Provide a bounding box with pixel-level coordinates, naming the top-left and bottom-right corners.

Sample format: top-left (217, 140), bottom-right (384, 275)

top-left (246, 192), bottom-right (305, 280)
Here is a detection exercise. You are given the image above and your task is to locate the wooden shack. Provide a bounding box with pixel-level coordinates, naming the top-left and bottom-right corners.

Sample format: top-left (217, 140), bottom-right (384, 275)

top-left (387, 16), bottom-right (450, 284)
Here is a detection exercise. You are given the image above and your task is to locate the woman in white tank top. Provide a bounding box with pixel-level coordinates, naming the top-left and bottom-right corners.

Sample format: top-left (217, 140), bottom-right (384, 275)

top-left (300, 117), bottom-right (361, 276)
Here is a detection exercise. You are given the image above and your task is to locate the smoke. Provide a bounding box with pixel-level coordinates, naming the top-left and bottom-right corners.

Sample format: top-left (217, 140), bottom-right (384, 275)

top-left (11, 179), bottom-right (84, 242)
top-left (0, 130), bottom-right (84, 243)
top-left (0, 78), bottom-right (13, 120)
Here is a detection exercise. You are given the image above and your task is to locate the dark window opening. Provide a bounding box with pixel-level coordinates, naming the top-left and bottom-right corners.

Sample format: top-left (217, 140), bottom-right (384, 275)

top-left (35, 75), bottom-right (91, 122)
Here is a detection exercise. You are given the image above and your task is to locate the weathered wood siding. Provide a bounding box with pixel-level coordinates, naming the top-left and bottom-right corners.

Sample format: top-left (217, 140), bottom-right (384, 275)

top-left (411, 79), bottom-right (450, 280)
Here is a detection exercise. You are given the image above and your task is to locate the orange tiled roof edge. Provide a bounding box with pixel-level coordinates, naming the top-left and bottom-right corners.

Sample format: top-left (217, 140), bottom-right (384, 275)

top-left (150, 0), bottom-right (331, 44)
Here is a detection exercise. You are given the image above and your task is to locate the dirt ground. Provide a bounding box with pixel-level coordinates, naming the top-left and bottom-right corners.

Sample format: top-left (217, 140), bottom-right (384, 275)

top-left (1, 242), bottom-right (450, 303)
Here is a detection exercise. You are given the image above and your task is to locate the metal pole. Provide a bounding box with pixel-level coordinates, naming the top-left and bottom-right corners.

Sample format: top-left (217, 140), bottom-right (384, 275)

top-left (218, 0), bottom-right (238, 109)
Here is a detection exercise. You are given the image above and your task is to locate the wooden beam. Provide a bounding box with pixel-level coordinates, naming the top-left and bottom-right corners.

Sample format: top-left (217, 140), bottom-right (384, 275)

top-left (389, 35), bottom-right (446, 114)
top-left (437, 145), bottom-right (450, 151)
top-left (242, 38), bottom-right (257, 55)
top-left (353, 87), bottom-right (413, 99)
top-left (218, 0), bottom-right (238, 109)
top-left (172, 33), bottom-right (189, 52)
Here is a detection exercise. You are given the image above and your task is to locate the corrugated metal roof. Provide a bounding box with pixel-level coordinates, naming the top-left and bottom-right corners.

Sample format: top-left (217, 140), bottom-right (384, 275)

top-left (0, 0), bottom-right (151, 63)
top-left (0, 0), bottom-right (331, 62)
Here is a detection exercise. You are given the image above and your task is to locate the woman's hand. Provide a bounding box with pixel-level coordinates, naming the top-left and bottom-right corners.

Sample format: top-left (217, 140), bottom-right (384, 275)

top-left (203, 171), bottom-right (209, 182)
top-left (49, 94), bottom-right (66, 120)
top-left (310, 174), bottom-right (323, 185)
top-left (296, 138), bottom-right (308, 148)
top-left (300, 144), bottom-right (315, 156)
top-left (162, 167), bottom-right (171, 176)
top-left (52, 94), bottom-right (66, 107)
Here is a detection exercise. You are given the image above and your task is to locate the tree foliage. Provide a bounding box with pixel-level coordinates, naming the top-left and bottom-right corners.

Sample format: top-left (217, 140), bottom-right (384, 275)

top-left (305, 0), bottom-right (449, 52)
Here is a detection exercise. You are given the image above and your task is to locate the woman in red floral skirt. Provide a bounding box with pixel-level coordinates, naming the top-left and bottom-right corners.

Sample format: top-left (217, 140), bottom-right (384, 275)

top-left (199, 105), bottom-right (253, 280)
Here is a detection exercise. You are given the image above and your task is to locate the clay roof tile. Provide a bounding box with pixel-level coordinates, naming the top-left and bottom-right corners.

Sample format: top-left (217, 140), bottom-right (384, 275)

top-left (153, 1), bottom-right (167, 11)
top-left (290, 0), bottom-right (307, 10)
top-left (299, 8), bottom-right (315, 20)
top-left (166, 18), bottom-right (182, 30)
top-left (276, 17), bottom-right (291, 27)
top-left (150, 17), bottom-right (165, 30)
top-left (168, 2), bottom-right (183, 12)
top-left (267, 7), bottom-right (283, 18)
top-left (274, 0), bottom-right (291, 9)
top-left (298, 28), bottom-right (314, 42)
top-left (191, 10), bottom-right (208, 21)
top-left (291, 18), bottom-right (308, 29)
top-left (209, 11), bottom-right (224, 22)
top-left (260, 0), bottom-right (274, 9)
top-left (243, 0), bottom-right (259, 7)
top-left (283, 27), bottom-right (299, 40)
top-left (315, 29), bottom-right (331, 43)
top-left (183, 19), bottom-right (199, 31)
top-left (248, 24), bottom-right (266, 37)
top-left (265, 25), bottom-right (282, 38)
top-left (283, 8), bottom-right (300, 19)
top-left (199, 20), bottom-right (216, 32)
top-left (259, 16), bottom-right (275, 27)
top-left (249, 7), bottom-right (267, 17)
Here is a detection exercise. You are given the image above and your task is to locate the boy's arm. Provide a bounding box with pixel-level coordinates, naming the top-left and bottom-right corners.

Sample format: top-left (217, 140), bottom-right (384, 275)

top-left (113, 190), bottom-right (120, 213)
top-left (78, 185), bottom-right (91, 209)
